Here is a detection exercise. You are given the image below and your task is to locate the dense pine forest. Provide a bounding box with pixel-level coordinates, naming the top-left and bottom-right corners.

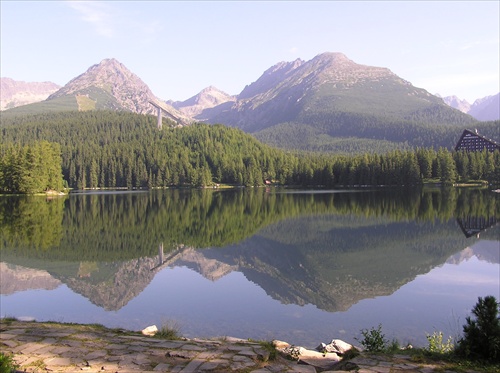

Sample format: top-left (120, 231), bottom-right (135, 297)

top-left (1, 110), bottom-right (499, 193)
top-left (0, 141), bottom-right (64, 194)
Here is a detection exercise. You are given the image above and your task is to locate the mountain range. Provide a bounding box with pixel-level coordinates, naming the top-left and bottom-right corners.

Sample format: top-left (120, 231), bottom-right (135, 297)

top-left (0, 78), bottom-right (60, 110)
top-left (1, 59), bottom-right (190, 125)
top-left (441, 93), bottom-right (500, 121)
top-left (178, 53), bottom-right (475, 130)
top-left (2, 53), bottom-right (498, 152)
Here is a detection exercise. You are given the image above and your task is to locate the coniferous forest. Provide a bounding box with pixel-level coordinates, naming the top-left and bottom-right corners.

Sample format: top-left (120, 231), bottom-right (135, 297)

top-left (0, 141), bottom-right (64, 194)
top-left (1, 110), bottom-right (499, 193)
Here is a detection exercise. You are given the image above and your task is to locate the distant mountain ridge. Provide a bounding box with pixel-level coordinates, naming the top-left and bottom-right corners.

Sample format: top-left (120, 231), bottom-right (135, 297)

top-left (0, 78), bottom-right (60, 110)
top-left (168, 86), bottom-right (235, 118)
top-left (468, 93), bottom-right (500, 121)
top-left (441, 95), bottom-right (471, 113)
top-left (442, 93), bottom-right (500, 121)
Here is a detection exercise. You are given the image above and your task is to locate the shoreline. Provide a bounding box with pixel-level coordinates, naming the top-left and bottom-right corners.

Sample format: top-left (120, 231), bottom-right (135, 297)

top-left (1, 319), bottom-right (494, 373)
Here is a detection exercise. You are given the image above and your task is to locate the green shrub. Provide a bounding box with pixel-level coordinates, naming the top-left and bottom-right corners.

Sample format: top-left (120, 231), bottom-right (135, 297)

top-left (456, 295), bottom-right (500, 362)
top-left (0, 352), bottom-right (18, 373)
top-left (425, 331), bottom-right (454, 354)
top-left (356, 324), bottom-right (388, 352)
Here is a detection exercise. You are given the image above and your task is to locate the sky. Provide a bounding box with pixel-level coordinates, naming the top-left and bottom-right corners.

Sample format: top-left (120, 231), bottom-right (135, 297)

top-left (1, 1), bottom-right (499, 103)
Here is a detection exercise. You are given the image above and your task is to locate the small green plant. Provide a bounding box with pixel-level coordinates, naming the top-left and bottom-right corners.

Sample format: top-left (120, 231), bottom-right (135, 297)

top-left (425, 331), bottom-right (454, 354)
top-left (258, 341), bottom-right (277, 361)
top-left (356, 324), bottom-right (388, 352)
top-left (456, 295), bottom-right (500, 362)
top-left (0, 352), bottom-right (18, 373)
top-left (386, 338), bottom-right (402, 353)
top-left (155, 321), bottom-right (181, 340)
top-left (0, 316), bottom-right (17, 326)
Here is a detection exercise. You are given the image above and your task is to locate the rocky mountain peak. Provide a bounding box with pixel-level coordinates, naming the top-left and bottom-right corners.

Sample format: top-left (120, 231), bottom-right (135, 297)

top-left (441, 95), bottom-right (471, 113)
top-left (171, 86), bottom-right (236, 118)
top-left (48, 58), bottom-right (155, 112)
top-left (194, 86), bottom-right (234, 104)
top-left (82, 58), bottom-right (137, 84)
top-left (311, 52), bottom-right (351, 65)
top-left (441, 93), bottom-right (499, 120)
top-left (46, 58), bottom-right (189, 122)
top-left (310, 52), bottom-right (397, 85)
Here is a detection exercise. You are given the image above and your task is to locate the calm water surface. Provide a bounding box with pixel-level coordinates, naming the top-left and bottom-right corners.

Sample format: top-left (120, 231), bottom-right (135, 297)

top-left (1, 188), bottom-right (498, 348)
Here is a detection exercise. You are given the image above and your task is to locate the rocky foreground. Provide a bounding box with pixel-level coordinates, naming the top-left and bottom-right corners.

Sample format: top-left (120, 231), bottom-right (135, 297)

top-left (0, 320), bottom-right (468, 372)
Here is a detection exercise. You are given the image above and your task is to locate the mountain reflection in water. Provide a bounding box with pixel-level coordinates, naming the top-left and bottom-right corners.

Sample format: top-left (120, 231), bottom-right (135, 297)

top-left (1, 188), bottom-right (499, 347)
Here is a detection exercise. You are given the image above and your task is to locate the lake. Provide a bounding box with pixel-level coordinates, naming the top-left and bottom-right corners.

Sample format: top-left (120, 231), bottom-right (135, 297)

top-left (1, 187), bottom-right (499, 348)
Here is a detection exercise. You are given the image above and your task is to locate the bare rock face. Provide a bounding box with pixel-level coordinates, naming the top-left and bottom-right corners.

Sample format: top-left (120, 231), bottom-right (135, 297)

top-left (0, 262), bottom-right (61, 294)
top-left (62, 256), bottom-right (161, 311)
top-left (238, 58), bottom-right (304, 100)
top-left (47, 58), bottom-right (189, 123)
top-left (0, 78), bottom-right (60, 110)
top-left (441, 93), bottom-right (499, 121)
top-left (441, 95), bottom-right (471, 113)
top-left (48, 58), bottom-right (157, 114)
top-left (170, 86), bottom-right (236, 118)
top-left (468, 93), bottom-right (500, 121)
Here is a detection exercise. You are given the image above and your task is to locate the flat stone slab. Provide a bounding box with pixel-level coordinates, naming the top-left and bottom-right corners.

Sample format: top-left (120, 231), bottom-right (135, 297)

top-left (179, 344), bottom-right (206, 351)
top-left (153, 362), bottom-right (171, 371)
top-left (0, 339), bottom-right (18, 348)
top-left (14, 342), bottom-right (46, 354)
top-left (0, 333), bottom-right (18, 339)
top-left (44, 357), bottom-right (74, 366)
top-left (84, 350), bottom-right (108, 360)
top-left (156, 341), bottom-right (186, 348)
top-left (107, 343), bottom-right (129, 350)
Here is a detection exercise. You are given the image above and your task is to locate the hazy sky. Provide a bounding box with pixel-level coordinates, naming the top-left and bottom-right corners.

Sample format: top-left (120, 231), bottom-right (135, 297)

top-left (1, 1), bottom-right (499, 103)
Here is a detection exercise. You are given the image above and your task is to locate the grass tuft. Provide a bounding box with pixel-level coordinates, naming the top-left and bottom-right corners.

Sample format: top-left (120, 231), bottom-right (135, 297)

top-left (258, 341), bottom-right (277, 361)
top-left (155, 321), bottom-right (182, 340)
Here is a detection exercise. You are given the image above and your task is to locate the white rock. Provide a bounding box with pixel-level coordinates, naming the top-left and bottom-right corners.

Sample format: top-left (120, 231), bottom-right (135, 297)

top-left (272, 340), bottom-right (291, 349)
top-left (328, 339), bottom-right (353, 354)
top-left (141, 325), bottom-right (158, 336)
top-left (297, 348), bottom-right (341, 370)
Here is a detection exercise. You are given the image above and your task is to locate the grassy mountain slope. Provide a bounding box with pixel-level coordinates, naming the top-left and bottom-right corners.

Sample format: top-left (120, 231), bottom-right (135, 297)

top-left (0, 86), bottom-right (122, 117)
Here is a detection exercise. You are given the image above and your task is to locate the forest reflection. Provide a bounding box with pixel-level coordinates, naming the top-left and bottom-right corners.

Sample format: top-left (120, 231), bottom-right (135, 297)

top-left (1, 188), bottom-right (498, 260)
top-left (1, 187), bottom-right (498, 312)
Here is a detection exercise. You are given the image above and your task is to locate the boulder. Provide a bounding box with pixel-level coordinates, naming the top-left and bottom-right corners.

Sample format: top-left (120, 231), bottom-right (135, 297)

top-left (317, 339), bottom-right (353, 355)
top-left (272, 340), bottom-right (291, 349)
top-left (274, 339), bottom-right (343, 370)
top-left (297, 348), bottom-right (341, 370)
top-left (141, 325), bottom-right (158, 336)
